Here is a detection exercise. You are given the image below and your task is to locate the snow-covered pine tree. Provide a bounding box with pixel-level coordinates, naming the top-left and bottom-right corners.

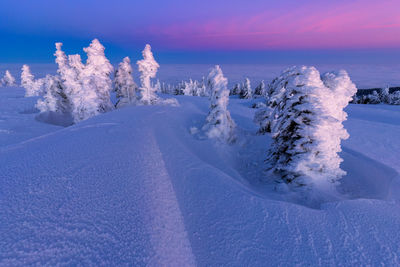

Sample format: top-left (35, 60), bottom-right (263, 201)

top-left (266, 66), bottom-right (355, 188)
top-left (202, 65), bottom-right (236, 142)
top-left (390, 90), bottom-right (400, 105)
top-left (254, 71), bottom-right (289, 134)
top-left (183, 79), bottom-right (198, 96)
top-left (114, 56), bottom-right (138, 108)
top-left (197, 77), bottom-right (208, 97)
top-left (21, 65), bottom-right (43, 97)
top-left (82, 39), bottom-right (114, 112)
top-left (380, 86), bottom-right (390, 104)
top-left (254, 80), bottom-right (266, 96)
top-left (239, 78), bottom-right (252, 99)
top-left (230, 83), bottom-right (240, 96)
top-left (137, 44), bottom-right (160, 104)
top-left (1, 70), bottom-right (16, 87)
top-left (36, 75), bottom-right (69, 114)
top-left (365, 90), bottom-right (381, 104)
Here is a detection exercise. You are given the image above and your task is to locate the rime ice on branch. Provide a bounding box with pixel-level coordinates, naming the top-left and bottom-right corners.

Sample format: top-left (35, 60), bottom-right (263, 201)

top-left (202, 65), bottom-right (236, 143)
top-left (137, 44), bottom-right (160, 105)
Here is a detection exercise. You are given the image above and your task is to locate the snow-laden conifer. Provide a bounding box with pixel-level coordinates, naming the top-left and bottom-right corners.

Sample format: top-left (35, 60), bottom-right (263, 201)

top-left (1, 70), bottom-right (16, 87)
top-left (82, 39), bottom-right (114, 112)
top-left (202, 65), bottom-right (236, 142)
top-left (380, 86), bottom-right (390, 104)
top-left (137, 44), bottom-right (160, 104)
top-left (266, 66), bottom-right (356, 188)
top-left (21, 65), bottom-right (44, 97)
top-left (36, 75), bottom-right (69, 114)
top-left (114, 57), bottom-right (138, 108)
top-left (239, 78), bottom-right (252, 99)
top-left (230, 83), bottom-right (241, 96)
top-left (254, 80), bottom-right (266, 97)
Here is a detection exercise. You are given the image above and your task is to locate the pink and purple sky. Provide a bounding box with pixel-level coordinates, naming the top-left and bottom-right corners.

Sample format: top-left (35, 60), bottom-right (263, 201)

top-left (0, 0), bottom-right (399, 63)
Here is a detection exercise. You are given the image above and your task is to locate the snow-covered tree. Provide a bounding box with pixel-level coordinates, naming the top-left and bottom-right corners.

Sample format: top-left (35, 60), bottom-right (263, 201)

top-left (21, 65), bottom-right (44, 97)
top-left (82, 39), bottom-right (114, 112)
top-left (202, 65), bottom-right (236, 142)
top-left (266, 66), bottom-right (356, 188)
top-left (380, 86), bottom-right (390, 104)
top-left (114, 57), bottom-right (138, 108)
top-left (239, 78), bottom-right (252, 99)
top-left (230, 83), bottom-right (241, 96)
top-left (364, 90), bottom-right (381, 104)
top-left (390, 90), bottom-right (400, 105)
top-left (182, 79), bottom-right (198, 96)
top-left (137, 44), bottom-right (160, 104)
top-left (254, 80), bottom-right (266, 96)
top-left (197, 77), bottom-right (208, 97)
top-left (1, 70), bottom-right (16, 87)
top-left (36, 75), bottom-right (69, 114)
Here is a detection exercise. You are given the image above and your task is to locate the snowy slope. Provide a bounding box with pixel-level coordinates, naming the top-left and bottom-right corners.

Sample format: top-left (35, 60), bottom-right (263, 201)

top-left (1, 88), bottom-right (400, 266)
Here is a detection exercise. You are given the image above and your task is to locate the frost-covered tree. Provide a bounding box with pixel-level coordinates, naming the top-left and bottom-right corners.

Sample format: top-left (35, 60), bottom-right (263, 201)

top-left (266, 66), bottom-right (356, 188)
top-left (114, 57), bottom-right (138, 108)
top-left (254, 80), bottom-right (266, 96)
top-left (1, 70), bottom-right (16, 87)
top-left (197, 77), bottom-right (208, 97)
top-left (202, 65), bottom-right (236, 142)
top-left (21, 65), bottom-right (44, 97)
top-left (36, 75), bottom-right (69, 114)
top-left (137, 44), bottom-right (160, 104)
top-left (239, 78), bottom-right (252, 99)
top-left (364, 90), bottom-right (381, 104)
top-left (380, 86), bottom-right (390, 104)
top-left (390, 90), bottom-right (400, 105)
top-left (182, 79), bottom-right (199, 96)
top-left (82, 39), bottom-right (114, 112)
top-left (230, 83), bottom-right (241, 96)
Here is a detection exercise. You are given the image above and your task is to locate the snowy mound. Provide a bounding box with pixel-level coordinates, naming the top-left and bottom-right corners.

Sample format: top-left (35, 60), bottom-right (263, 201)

top-left (1, 88), bottom-right (400, 265)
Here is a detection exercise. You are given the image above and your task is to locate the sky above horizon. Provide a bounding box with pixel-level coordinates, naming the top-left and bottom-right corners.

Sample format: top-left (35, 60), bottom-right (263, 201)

top-left (0, 0), bottom-right (400, 63)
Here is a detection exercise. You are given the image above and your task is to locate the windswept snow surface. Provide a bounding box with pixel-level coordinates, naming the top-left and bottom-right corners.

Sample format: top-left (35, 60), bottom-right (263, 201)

top-left (1, 87), bottom-right (400, 265)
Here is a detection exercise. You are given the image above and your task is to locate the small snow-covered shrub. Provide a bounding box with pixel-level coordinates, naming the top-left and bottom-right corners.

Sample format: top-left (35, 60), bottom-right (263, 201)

top-left (137, 44), bottom-right (160, 105)
top-left (1, 70), bottom-right (16, 87)
top-left (266, 66), bottom-right (356, 189)
top-left (202, 65), bottom-right (236, 143)
top-left (114, 57), bottom-right (138, 108)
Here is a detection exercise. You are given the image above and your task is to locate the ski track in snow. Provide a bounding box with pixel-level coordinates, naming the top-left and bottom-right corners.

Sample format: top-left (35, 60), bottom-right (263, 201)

top-left (1, 88), bottom-right (400, 265)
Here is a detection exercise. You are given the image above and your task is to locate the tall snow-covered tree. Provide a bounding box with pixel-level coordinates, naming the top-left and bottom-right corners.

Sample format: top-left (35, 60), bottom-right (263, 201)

top-left (254, 80), bottom-right (266, 96)
top-left (36, 75), bottom-right (69, 114)
top-left (1, 70), bottom-right (16, 87)
top-left (266, 66), bottom-right (356, 188)
top-left (182, 79), bottom-right (198, 96)
top-left (82, 39), bottom-right (114, 112)
top-left (202, 65), bottom-right (236, 142)
top-left (137, 44), bottom-right (160, 104)
top-left (114, 57), bottom-right (138, 108)
top-left (239, 78), bottom-right (252, 99)
top-left (21, 65), bottom-right (44, 97)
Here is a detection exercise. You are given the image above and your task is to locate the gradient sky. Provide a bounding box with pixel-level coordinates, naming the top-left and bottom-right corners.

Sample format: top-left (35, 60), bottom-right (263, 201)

top-left (0, 0), bottom-right (400, 63)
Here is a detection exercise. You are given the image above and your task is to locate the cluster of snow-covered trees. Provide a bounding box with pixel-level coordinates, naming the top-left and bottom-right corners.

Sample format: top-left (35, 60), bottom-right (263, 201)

top-left (352, 87), bottom-right (400, 105)
top-left (21, 40), bottom-right (171, 123)
top-left (0, 70), bottom-right (17, 87)
top-left (255, 66), bottom-right (357, 190)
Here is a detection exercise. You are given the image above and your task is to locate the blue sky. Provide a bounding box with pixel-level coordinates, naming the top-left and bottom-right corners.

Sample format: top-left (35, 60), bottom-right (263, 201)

top-left (1, 0), bottom-right (400, 63)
